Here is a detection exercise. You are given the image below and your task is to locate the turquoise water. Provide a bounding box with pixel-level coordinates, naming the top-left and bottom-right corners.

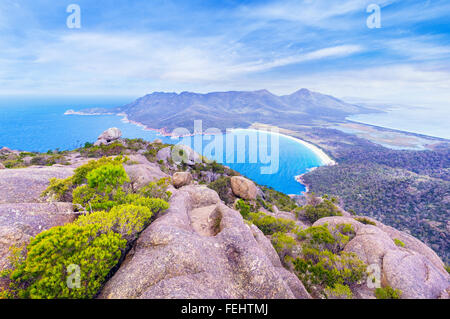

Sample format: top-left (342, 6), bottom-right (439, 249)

top-left (0, 96), bottom-right (324, 194)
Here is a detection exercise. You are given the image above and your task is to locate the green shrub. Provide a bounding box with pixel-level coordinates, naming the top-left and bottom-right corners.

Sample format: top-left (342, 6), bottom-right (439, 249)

top-left (75, 204), bottom-right (154, 242)
top-left (299, 199), bottom-right (342, 223)
top-left (7, 224), bottom-right (126, 299)
top-left (41, 177), bottom-right (72, 201)
top-left (41, 156), bottom-right (128, 201)
top-left (375, 286), bottom-right (402, 299)
top-left (72, 156), bottom-right (128, 186)
top-left (122, 194), bottom-right (169, 214)
top-left (235, 199), bottom-right (251, 219)
top-left (294, 248), bottom-right (366, 294)
top-left (208, 177), bottom-right (235, 205)
top-left (248, 212), bottom-right (297, 235)
top-left (257, 197), bottom-right (274, 213)
top-left (354, 217), bottom-right (376, 226)
top-left (297, 224), bottom-right (354, 254)
top-left (293, 223), bottom-right (365, 296)
top-left (324, 283), bottom-right (353, 299)
top-left (261, 187), bottom-right (298, 211)
top-left (139, 177), bottom-right (172, 201)
top-left (80, 142), bottom-right (125, 158)
top-left (393, 238), bottom-right (405, 247)
top-left (72, 164), bottom-right (129, 211)
top-left (271, 232), bottom-right (298, 260)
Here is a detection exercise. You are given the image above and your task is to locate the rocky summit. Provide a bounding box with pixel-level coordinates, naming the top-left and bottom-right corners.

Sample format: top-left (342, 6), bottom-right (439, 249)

top-left (0, 132), bottom-right (448, 299)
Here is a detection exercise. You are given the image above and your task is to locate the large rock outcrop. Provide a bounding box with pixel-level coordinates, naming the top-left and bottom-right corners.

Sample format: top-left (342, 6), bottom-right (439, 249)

top-left (94, 127), bottom-right (122, 146)
top-left (124, 155), bottom-right (169, 190)
top-left (99, 185), bottom-right (310, 299)
top-left (0, 166), bottom-right (75, 204)
top-left (313, 216), bottom-right (450, 299)
top-left (0, 203), bottom-right (78, 290)
top-left (230, 176), bottom-right (257, 200)
top-left (0, 164), bottom-right (81, 289)
top-left (172, 172), bottom-right (193, 188)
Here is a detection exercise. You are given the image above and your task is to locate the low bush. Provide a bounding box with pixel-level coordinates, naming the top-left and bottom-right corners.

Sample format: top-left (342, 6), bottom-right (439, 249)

top-left (261, 187), bottom-right (298, 211)
top-left (80, 142), bottom-right (126, 158)
top-left (293, 223), bottom-right (365, 297)
top-left (75, 204), bottom-right (154, 242)
top-left (297, 224), bottom-right (355, 254)
top-left (208, 177), bottom-right (235, 205)
top-left (122, 194), bottom-right (169, 214)
top-left (354, 217), bottom-right (376, 226)
top-left (139, 177), bottom-right (172, 201)
top-left (235, 199), bottom-right (251, 219)
top-left (271, 232), bottom-right (298, 261)
top-left (298, 198), bottom-right (342, 223)
top-left (247, 212), bottom-right (297, 235)
top-left (375, 286), bottom-right (402, 299)
top-left (324, 283), bottom-right (353, 299)
top-left (393, 238), bottom-right (405, 247)
top-left (293, 248), bottom-right (366, 295)
top-left (72, 164), bottom-right (129, 211)
top-left (42, 156), bottom-right (128, 201)
top-left (5, 224), bottom-right (126, 299)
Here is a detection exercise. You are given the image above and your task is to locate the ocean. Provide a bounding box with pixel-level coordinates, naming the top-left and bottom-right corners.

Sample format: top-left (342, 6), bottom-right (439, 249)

top-left (347, 105), bottom-right (450, 140)
top-left (0, 96), bottom-right (324, 194)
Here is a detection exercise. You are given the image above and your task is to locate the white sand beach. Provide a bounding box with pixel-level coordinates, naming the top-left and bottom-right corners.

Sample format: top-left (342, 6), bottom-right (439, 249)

top-left (230, 128), bottom-right (336, 166)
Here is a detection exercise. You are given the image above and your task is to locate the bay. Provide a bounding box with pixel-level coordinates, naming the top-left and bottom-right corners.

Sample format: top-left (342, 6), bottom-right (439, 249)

top-left (0, 96), bottom-right (325, 194)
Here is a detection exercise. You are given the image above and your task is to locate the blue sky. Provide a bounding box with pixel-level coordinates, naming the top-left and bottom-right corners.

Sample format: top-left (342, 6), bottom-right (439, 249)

top-left (0, 0), bottom-right (449, 108)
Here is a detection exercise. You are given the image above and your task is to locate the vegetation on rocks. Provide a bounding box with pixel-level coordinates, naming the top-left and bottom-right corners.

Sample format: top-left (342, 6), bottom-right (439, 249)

top-left (3, 224), bottom-right (126, 299)
top-left (73, 164), bottom-right (130, 211)
top-left (293, 224), bottom-right (366, 297)
top-left (0, 150), bottom-right (70, 168)
top-left (139, 177), bottom-right (172, 201)
top-left (248, 212), bottom-right (298, 236)
top-left (303, 162), bottom-right (450, 263)
top-left (208, 177), bottom-right (235, 205)
top-left (296, 195), bottom-right (342, 223)
top-left (374, 286), bottom-right (402, 299)
top-left (393, 238), bottom-right (405, 247)
top-left (1, 155), bottom-right (170, 299)
top-left (354, 217), bottom-right (376, 226)
top-left (1, 133), bottom-right (448, 300)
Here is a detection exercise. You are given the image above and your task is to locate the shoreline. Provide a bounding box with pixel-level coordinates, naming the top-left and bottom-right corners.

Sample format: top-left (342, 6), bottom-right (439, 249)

top-left (231, 128), bottom-right (336, 166)
top-left (65, 110), bottom-right (336, 195)
top-left (65, 109), bottom-right (336, 166)
top-left (294, 167), bottom-right (317, 196)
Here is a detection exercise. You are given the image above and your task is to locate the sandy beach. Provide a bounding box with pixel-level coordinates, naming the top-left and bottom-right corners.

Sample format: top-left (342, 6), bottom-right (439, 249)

top-left (230, 128), bottom-right (336, 166)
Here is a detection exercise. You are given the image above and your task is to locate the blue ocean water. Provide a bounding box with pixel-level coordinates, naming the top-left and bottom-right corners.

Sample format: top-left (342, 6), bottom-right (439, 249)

top-left (0, 96), bottom-right (324, 194)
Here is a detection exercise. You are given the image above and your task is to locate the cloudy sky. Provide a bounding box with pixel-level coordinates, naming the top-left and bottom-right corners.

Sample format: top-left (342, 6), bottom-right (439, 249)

top-left (0, 0), bottom-right (449, 108)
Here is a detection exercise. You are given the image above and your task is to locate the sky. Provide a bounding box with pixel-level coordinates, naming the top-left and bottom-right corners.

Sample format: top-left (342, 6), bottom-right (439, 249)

top-left (0, 0), bottom-right (449, 109)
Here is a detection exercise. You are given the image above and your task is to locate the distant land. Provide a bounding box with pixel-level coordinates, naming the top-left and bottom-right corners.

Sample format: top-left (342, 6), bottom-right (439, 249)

top-left (76, 88), bottom-right (379, 130)
top-left (73, 89), bottom-right (450, 263)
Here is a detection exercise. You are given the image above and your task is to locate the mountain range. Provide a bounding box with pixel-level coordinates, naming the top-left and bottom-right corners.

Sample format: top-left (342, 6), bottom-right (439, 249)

top-left (81, 89), bottom-right (379, 131)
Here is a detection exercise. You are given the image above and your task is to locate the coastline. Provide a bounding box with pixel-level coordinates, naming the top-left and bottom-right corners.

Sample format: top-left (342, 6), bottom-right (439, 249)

top-left (231, 128), bottom-right (336, 166)
top-left (65, 109), bottom-right (336, 166)
top-left (294, 167), bottom-right (317, 195)
top-left (65, 110), bottom-right (335, 195)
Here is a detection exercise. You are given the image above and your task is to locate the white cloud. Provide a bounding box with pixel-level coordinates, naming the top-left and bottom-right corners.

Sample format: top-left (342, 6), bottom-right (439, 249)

top-left (260, 64), bottom-right (450, 108)
top-left (226, 45), bottom-right (364, 73)
top-left (241, 0), bottom-right (395, 29)
top-left (0, 31), bottom-right (364, 93)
